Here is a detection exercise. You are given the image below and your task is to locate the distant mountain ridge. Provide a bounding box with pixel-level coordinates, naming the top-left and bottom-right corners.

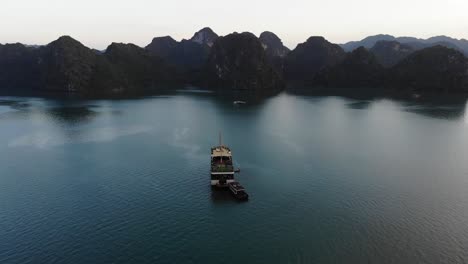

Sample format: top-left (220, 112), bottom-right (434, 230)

top-left (311, 45), bottom-right (468, 93)
top-left (388, 46), bottom-right (468, 92)
top-left (145, 28), bottom-right (219, 72)
top-left (369, 41), bottom-right (415, 67)
top-left (1, 29), bottom-right (468, 97)
top-left (341, 34), bottom-right (468, 56)
top-left (314, 47), bottom-right (384, 88)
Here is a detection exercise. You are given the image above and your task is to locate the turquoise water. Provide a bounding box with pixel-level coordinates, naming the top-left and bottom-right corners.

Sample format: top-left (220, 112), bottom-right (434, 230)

top-left (1, 91), bottom-right (468, 263)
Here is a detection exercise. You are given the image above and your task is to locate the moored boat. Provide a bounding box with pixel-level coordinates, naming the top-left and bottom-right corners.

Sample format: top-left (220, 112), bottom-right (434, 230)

top-left (211, 134), bottom-right (235, 187)
top-left (228, 182), bottom-right (249, 201)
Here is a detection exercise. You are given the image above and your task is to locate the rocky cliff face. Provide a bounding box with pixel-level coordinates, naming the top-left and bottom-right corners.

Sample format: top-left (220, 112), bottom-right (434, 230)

top-left (370, 41), bottom-right (414, 67)
top-left (314, 47), bottom-right (384, 88)
top-left (389, 46), bottom-right (468, 92)
top-left (190, 27), bottom-right (218, 47)
top-left (284, 36), bottom-right (346, 82)
top-left (259, 31), bottom-right (290, 75)
top-left (204, 32), bottom-right (284, 92)
top-left (259, 31), bottom-right (290, 58)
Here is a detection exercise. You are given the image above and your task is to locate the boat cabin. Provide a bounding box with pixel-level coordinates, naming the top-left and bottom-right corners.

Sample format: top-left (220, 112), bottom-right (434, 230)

top-left (211, 145), bottom-right (235, 187)
top-left (211, 146), bottom-right (234, 172)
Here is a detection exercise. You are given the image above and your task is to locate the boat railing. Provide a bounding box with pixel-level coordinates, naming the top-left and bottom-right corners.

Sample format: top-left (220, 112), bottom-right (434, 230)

top-left (211, 161), bottom-right (233, 165)
top-left (211, 146), bottom-right (232, 152)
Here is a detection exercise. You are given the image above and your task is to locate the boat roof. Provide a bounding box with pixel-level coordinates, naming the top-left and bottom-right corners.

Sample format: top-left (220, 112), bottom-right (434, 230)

top-left (211, 145), bottom-right (232, 157)
top-left (228, 182), bottom-right (245, 191)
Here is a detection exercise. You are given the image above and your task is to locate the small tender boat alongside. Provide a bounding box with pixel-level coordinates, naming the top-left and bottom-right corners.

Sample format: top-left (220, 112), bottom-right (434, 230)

top-left (228, 182), bottom-right (249, 201)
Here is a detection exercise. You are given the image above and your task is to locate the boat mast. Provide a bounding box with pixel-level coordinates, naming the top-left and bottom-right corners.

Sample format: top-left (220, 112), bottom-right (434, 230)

top-left (219, 131), bottom-right (222, 146)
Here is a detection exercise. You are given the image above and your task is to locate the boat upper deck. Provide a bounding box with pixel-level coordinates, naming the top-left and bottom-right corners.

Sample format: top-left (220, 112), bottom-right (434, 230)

top-left (211, 146), bottom-right (232, 157)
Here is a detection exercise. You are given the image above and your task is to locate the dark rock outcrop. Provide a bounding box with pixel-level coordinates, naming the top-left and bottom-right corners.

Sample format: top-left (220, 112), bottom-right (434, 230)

top-left (0, 37), bottom-right (99, 94)
top-left (41, 36), bottom-right (98, 93)
top-left (284, 36), bottom-right (346, 83)
top-left (370, 41), bottom-right (415, 67)
top-left (259, 31), bottom-right (290, 75)
top-left (0, 43), bottom-right (44, 92)
top-left (204, 32), bottom-right (284, 92)
top-left (389, 46), bottom-right (468, 92)
top-left (314, 47), bottom-right (385, 88)
top-left (168, 39), bottom-right (210, 70)
top-left (97, 43), bottom-right (180, 95)
top-left (0, 36), bottom-right (182, 96)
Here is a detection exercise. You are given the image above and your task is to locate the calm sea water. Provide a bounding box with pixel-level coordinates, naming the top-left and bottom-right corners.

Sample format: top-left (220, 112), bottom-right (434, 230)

top-left (1, 91), bottom-right (468, 263)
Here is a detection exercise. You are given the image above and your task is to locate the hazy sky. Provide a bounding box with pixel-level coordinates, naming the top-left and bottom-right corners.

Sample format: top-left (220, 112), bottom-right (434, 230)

top-left (1, 0), bottom-right (467, 49)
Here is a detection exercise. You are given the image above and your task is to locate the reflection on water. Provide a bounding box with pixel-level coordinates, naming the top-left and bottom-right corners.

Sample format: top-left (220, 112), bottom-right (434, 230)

top-left (288, 89), bottom-right (468, 121)
top-left (403, 103), bottom-right (467, 120)
top-left (210, 187), bottom-right (239, 203)
top-left (8, 126), bottom-right (153, 148)
top-left (1, 98), bottom-right (151, 148)
top-left (0, 99), bottom-right (30, 116)
top-left (0, 99), bottom-right (30, 109)
top-left (46, 106), bottom-right (98, 123)
top-left (346, 101), bottom-right (372, 110)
